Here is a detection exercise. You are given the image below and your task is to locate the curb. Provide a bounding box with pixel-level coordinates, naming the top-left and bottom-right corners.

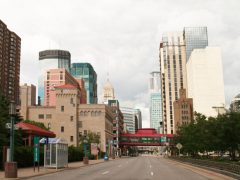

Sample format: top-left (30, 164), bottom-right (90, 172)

top-left (167, 158), bottom-right (240, 180)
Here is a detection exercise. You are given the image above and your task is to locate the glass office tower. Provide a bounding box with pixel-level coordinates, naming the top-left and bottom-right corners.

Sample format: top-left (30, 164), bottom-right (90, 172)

top-left (183, 27), bottom-right (208, 61)
top-left (38, 50), bottom-right (71, 105)
top-left (71, 63), bottom-right (97, 104)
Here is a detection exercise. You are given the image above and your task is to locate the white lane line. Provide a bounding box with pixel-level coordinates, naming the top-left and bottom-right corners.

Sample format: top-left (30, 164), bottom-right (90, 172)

top-left (102, 171), bottom-right (109, 175)
top-left (126, 161), bottom-right (128, 164)
top-left (150, 172), bottom-right (154, 176)
top-left (150, 165), bottom-right (152, 168)
top-left (118, 165), bottom-right (122, 167)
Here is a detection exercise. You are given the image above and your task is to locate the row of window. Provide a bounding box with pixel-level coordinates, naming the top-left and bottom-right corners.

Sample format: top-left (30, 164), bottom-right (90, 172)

top-left (79, 111), bottom-right (102, 116)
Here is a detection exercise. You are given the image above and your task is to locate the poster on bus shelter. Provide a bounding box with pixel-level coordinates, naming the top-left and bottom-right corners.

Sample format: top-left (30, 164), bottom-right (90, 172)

top-left (91, 143), bottom-right (98, 155)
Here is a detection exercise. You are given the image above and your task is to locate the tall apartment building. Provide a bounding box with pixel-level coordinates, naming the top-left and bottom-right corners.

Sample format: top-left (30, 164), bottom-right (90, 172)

top-left (183, 27), bottom-right (208, 61)
top-left (187, 47), bottom-right (225, 117)
top-left (44, 68), bottom-right (86, 106)
top-left (0, 20), bottom-right (21, 104)
top-left (159, 32), bottom-right (187, 134)
top-left (71, 63), bottom-right (97, 104)
top-left (173, 88), bottom-right (193, 130)
top-left (19, 84), bottom-right (36, 120)
top-left (149, 71), bottom-right (163, 133)
top-left (38, 50), bottom-right (71, 105)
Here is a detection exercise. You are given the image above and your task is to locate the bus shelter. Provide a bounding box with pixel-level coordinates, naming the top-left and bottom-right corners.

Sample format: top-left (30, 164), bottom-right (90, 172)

top-left (40, 138), bottom-right (68, 169)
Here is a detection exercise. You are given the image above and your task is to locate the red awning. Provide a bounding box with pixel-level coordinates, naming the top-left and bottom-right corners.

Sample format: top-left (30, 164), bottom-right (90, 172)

top-left (16, 122), bottom-right (55, 137)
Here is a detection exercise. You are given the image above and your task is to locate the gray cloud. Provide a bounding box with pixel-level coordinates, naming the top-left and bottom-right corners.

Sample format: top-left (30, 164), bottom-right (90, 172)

top-left (1, 0), bottom-right (240, 126)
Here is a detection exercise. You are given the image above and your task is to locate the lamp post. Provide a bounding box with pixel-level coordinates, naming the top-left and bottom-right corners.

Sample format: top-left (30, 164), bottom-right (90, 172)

top-left (83, 135), bottom-right (89, 164)
top-left (9, 101), bottom-right (16, 162)
top-left (5, 101), bottom-right (17, 178)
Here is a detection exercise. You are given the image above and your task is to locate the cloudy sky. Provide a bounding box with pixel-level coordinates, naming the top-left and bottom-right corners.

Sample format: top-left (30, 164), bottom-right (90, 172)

top-left (1, 0), bottom-right (240, 127)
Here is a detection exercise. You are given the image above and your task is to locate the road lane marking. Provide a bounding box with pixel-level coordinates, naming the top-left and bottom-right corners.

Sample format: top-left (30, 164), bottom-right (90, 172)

top-left (102, 171), bottom-right (109, 175)
top-left (150, 165), bottom-right (152, 168)
top-left (118, 165), bottom-right (122, 167)
top-left (150, 172), bottom-right (154, 176)
top-left (126, 161), bottom-right (128, 164)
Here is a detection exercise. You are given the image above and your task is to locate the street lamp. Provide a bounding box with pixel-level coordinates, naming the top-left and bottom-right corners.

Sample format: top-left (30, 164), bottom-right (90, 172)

top-left (9, 101), bottom-right (16, 162)
top-left (5, 101), bottom-right (17, 178)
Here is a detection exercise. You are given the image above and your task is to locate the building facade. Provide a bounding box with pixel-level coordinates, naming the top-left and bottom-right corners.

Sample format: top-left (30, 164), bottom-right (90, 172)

top-left (121, 107), bottom-right (139, 133)
top-left (149, 71), bottom-right (162, 133)
top-left (187, 47), bottom-right (225, 117)
top-left (108, 99), bottom-right (124, 155)
top-left (0, 20), bottom-right (21, 104)
top-left (183, 27), bottom-right (208, 61)
top-left (173, 88), bottom-right (193, 131)
top-left (19, 83), bottom-right (36, 120)
top-left (21, 84), bottom-right (114, 152)
top-left (159, 32), bottom-right (187, 134)
top-left (134, 109), bottom-right (142, 129)
top-left (38, 50), bottom-right (71, 105)
top-left (44, 68), bottom-right (86, 106)
top-left (71, 63), bottom-right (97, 104)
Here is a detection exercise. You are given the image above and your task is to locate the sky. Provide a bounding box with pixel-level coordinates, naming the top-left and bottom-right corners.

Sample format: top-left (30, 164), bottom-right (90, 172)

top-left (1, 0), bottom-right (240, 128)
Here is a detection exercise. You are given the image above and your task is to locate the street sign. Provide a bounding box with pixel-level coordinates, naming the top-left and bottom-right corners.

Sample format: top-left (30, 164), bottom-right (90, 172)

top-left (5, 123), bottom-right (19, 130)
top-left (34, 136), bottom-right (40, 162)
top-left (176, 143), bottom-right (183, 150)
top-left (91, 143), bottom-right (98, 155)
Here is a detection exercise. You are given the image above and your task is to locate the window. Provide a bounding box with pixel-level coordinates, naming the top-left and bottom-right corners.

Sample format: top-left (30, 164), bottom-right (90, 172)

top-left (61, 126), bottom-right (64, 132)
top-left (80, 111), bottom-right (84, 116)
top-left (79, 121), bottom-right (82, 128)
top-left (70, 98), bottom-right (73, 104)
top-left (79, 132), bottom-right (82, 137)
top-left (61, 106), bottom-right (64, 112)
top-left (70, 116), bottom-right (74, 121)
top-left (84, 130), bottom-right (87, 135)
top-left (46, 114), bottom-right (52, 119)
top-left (38, 114), bottom-right (44, 119)
top-left (70, 136), bottom-right (74, 142)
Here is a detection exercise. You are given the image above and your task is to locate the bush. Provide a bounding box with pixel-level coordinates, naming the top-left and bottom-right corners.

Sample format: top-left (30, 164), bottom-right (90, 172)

top-left (68, 146), bottom-right (84, 162)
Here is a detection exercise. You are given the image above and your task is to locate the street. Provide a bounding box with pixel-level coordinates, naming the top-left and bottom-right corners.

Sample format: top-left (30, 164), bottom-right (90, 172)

top-left (31, 156), bottom-right (234, 180)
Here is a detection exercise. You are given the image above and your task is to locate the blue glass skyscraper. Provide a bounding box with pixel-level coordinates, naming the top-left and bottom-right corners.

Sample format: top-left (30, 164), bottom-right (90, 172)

top-left (183, 27), bottom-right (208, 61)
top-left (70, 63), bottom-right (97, 104)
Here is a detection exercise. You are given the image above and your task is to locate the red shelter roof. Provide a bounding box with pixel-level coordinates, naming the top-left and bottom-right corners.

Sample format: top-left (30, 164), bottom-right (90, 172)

top-left (16, 122), bottom-right (56, 137)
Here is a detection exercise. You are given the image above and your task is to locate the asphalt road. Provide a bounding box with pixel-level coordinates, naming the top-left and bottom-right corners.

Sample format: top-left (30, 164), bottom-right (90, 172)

top-left (31, 156), bottom-right (234, 180)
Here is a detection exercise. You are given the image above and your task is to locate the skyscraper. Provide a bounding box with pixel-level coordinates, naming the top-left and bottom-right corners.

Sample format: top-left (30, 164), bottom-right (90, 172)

top-left (0, 20), bottom-right (21, 104)
top-left (120, 107), bottom-right (136, 133)
top-left (159, 32), bottom-right (187, 134)
top-left (183, 27), bottom-right (208, 61)
top-left (71, 63), bottom-right (97, 104)
top-left (102, 79), bottom-right (115, 104)
top-left (38, 50), bottom-right (71, 105)
top-left (149, 71), bottom-right (163, 133)
top-left (187, 47), bottom-right (225, 117)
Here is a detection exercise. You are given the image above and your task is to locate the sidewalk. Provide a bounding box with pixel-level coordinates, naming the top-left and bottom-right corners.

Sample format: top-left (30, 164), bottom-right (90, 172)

top-left (0, 159), bottom-right (107, 179)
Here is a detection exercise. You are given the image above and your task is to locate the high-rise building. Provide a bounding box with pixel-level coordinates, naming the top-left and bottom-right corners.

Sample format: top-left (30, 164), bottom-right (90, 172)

top-left (19, 83), bottom-right (36, 120)
top-left (44, 68), bottom-right (86, 106)
top-left (173, 88), bottom-right (193, 130)
top-left (149, 71), bottom-right (163, 133)
top-left (230, 94), bottom-right (240, 112)
top-left (183, 27), bottom-right (208, 61)
top-left (71, 63), bottom-right (97, 104)
top-left (187, 47), bottom-right (225, 117)
top-left (134, 109), bottom-right (142, 129)
top-left (38, 50), bottom-right (71, 105)
top-left (159, 32), bottom-right (187, 134)
top-left (102, 79), bottom-right (115, 104)
top-left (0, 20), bottom-right (21, 104)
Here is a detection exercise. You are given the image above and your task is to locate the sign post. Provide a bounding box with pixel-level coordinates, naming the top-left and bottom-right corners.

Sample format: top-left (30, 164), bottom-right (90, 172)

top-left (33, 136), bottom-right (40, 172)
top-left (176, 143), bottom-right (183, 156)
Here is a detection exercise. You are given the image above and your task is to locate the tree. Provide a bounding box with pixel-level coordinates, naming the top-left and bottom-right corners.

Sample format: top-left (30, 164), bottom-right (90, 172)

top-left (0, 96), bottom-right (9, 147)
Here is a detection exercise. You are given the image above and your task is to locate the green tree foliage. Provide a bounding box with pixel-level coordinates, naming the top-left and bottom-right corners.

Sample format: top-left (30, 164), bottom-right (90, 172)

top-left (174, 112), bottom-right (240, 160)
top-left (0, 96), bottom-right (9, 147)
top-left (23, 119), bottom-right (48, 130)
